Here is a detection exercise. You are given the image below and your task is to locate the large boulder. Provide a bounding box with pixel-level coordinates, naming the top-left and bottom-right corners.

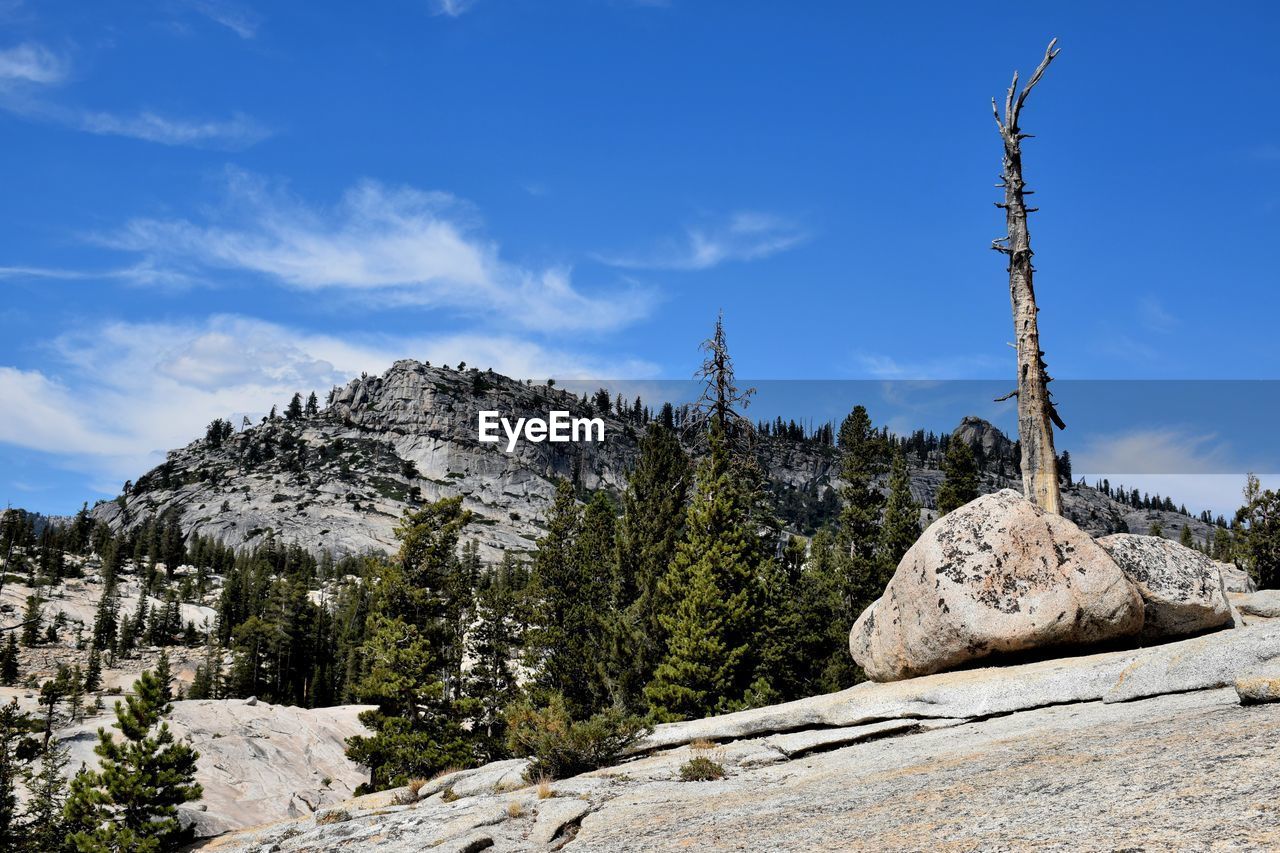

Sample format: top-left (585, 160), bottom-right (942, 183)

top-left (850, 489), bottom-right (1143, 682)
top-left (1217, 561), bottom-right (1257, 594)
top-left (1096, 534), bottom-right (1234, 639)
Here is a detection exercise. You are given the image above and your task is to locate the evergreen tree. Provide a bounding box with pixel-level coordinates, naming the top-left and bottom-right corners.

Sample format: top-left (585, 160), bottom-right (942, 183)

top-left (0, 635), bottom-right (18, 686)
top-left (647, 427), bottom-right (763, 720)
top-left (527, 481), bottom-right (614, 719)
top-left (23, 739), bottom-right (69, 853)
top-left (878, 451), bottom-right (921, 570)
top-left (1180, 523), bottom-right (1194, 548)
top-left (0, 699), bottom-right (36, 850)
top-left (463, 555), bottom-right (527, 761)
top-left (285, 393), bottom-right (304, 421)
top-left (20, 595), bottom-right (42, 648)
top-left (937, 439), bottom-right (979, 515)
top-left (613, 421), bottom-right (689, 712)
top-left (344, 497), bottom-right (478, 792)
top-left (304, 391), bottom-right (319, 417)
top-left (64, 668), bottom-right (202, 852)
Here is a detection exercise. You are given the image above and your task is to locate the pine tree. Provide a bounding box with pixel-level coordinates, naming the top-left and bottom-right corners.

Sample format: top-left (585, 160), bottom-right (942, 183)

top-left (644, 556), bottom-right (738, 722)
top-left (1179, 523), bottom-right (1194, 548)
top-left (937, 439), bottom-right (979, 515)
top-left (304, 391), bottom-right (319, 417)
top-left (344, 497), bottom-right (478, 792)
top-left (613, 421), bottom-right (689, 712)
top-left (464, 555), bottom-right (526, 761)
top-left (527, 481), bottom-right (614, 719)
top-left (0, 635), bottom-right (18, 685)
top-left (878, 451), bottom-right (921, 571)
top-left (0, 699), bottom-right (35, 850)
top-left (20, 595), bottom-right (42, 648)
top-left (285, 393), bottom-right (303, 421)
top-left (84, 648), bottom-right (102, 693)
top-left (64, 669), bottom-right (202, 852)
top-left (647, 428), bottom-right (761, 720)
top-left (23, 739), bottom-right (69, 853)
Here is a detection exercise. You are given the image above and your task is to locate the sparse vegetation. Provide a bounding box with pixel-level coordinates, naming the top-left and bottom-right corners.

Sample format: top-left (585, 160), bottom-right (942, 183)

top-left (679, 756), bottom-right (726, 782)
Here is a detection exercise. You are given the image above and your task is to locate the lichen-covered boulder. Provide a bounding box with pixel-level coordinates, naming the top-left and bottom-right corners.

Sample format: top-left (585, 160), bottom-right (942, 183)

top-left (850, 489), bottom-right (1143, 682)
top-left (1096, 534), bottom-right (1234, 639)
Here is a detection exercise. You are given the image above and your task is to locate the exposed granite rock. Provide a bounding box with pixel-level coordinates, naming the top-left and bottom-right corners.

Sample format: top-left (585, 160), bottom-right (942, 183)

top-left (1097, 533), bottom-right (1233, 638)
top-left (1236, 663), bottom-right (1280, 704)
top-left (1103, 622), bottom-right (1280, 703)
top-left (60, 697), bottom-right (373, 837)
top-left (850, 490), bottom-right (1143, 681)
top-left (199, 624), bottom-right (1280, 852)
top-left (88, 360), bottom-right (1209, 561)
top-left (1219, 561), bottom-right (1258, 594)
top-left (1233, 589), bottom-right (1280, 618)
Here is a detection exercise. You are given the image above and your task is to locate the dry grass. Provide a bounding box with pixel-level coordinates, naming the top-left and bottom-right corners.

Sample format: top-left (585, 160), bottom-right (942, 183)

top-left (407, 778), bottom-right (429, 797)
top-left (679, 755), bottom-right (726, 782)
top-left (507, 801), bottom-right (525, 819)
top-left (536, 775), bottom-right (555, 800)
top-left (430, 765), bottom-right (464, 782)
top-left (440, 786), bottom-right (459, 803)
top-left (689, 738), bottom-right (718, 751)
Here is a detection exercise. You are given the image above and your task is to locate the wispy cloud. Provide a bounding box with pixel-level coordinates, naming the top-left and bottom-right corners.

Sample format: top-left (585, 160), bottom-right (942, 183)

top-left (95, 169), bottom-right (654, 332)
top-left (430, 0), bottom-right (478, 17)
top-left (1137, 295), bottom-right (1178, 334)
top-left (0, 315), bottom-right (657, 493)
top-left (78, 109), bottom-right (269, 148)
top-left (185, 0), bottom-right (261, 39)
top-left (0, 40), bottom-right (269, 149)
top-left (599, 211), bottom-right (808, 271)
top-left (1074, 428), bottom-right (1231, 476)
top-left (0, 41), bottom-right (66, 86)
top-left (853, 351), bottom-right (1005, 380)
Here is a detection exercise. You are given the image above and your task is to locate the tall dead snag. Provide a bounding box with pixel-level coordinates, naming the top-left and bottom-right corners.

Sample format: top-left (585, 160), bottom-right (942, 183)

top-left (992, 38), bottom-right (1065, 515)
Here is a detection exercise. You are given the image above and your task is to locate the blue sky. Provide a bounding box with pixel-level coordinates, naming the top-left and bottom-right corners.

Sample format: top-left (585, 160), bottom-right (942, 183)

top-left (1, 1), bottom-right (1278, 516)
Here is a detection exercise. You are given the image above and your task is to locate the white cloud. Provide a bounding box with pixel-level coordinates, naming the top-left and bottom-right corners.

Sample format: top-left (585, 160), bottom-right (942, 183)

top-left (78, 109), bottom-right (269, 148)
top-left (599, 211), bottom-right (807, 271)
top-left (430, 0), bottom-right (478, 16)
top-left (853, 352), bottom-right (1004, 379)
top-left (186, 0), bottom-right (261, 39)
top-left (0, 315), bottom-right (657, 493)
top-left (100, 170), bottom-right (654, 332)
top-left (0, 42), bottom-right (66, 86)
top-left (1137, 296), bottom-right (1177, 334)
top-left (0, 41), bottom-right (268, 149)
top-left (1073, 429), bottom-right (1231, 476)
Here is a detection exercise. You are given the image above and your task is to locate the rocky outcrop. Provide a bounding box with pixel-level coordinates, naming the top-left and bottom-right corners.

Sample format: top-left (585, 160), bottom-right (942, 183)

top-left (199, 622), bottom-right (1280, 853)
top-left (850, 490), bottom-right (1143, 681)
top-left (1097, 533), bottom-right (1233, 639)
top-left (1236, 662), bottom-right (1280, 704)
top-left (88, 360), bottom-right (1215, 561)
top-left (60, 697), bottom-right (373, 837)
top-left (1218, 561), bottom-right (1257, 594)
top-left (1233, 589), bottom-right (1280, 618)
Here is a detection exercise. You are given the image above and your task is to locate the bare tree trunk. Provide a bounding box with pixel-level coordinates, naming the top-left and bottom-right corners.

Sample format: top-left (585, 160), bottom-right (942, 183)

top-left (992, 39), bottom-right (1065, 515)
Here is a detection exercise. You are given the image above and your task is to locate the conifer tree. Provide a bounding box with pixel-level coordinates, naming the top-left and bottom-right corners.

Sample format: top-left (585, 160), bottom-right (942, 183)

top-left (1179, 523), bottom-right (1194, 548)
top-left (647, 427), bottom-right (761, 720)
top-left (614, 420), bottom-right (689, 712)
top-left (20, 595), bottom-right (42, 648)
top-left (64, 668), bottom-right (202, 852)
top-left (285, 393), bottom-right (304, 421)
top-left (0, 699), bottom-right (34, 850)
top-left (23, 739), bottom-right (69, 853)
top-left (878, 451), bottom-right (921, 571)
top-left (937, 439), bottom-right (980, 515)
top-left (344, 498), bottom-right (477, 791)
top-left (527, 481), bottom-right (614, 719)
top-left (0, 635), bottom-right (18, 685)
top-left (464, 555), bottom-right (526, 760)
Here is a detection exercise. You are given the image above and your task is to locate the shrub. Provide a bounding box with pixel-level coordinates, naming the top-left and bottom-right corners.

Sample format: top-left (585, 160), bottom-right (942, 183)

top-left (505, 694), bottom-right (651, 781)
top-left (679, 756), bottom-right (725, 782)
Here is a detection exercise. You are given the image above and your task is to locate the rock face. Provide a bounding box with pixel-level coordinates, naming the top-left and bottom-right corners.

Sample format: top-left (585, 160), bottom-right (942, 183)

top-left (1218, 561), bottom-right (1258, 594)
top-left (850, 490), bottom-right (1144, 681)
top-left (200, 624), bottom-right (1280, 853)
top-left (61, 698), bottom-right (373, 837)
top-left (1236, 663), bottom-right (1280, 704)
top-left (85, 359), bottom-right (1213, 562)
top-left (1097, 533), bottom-right (1234, 639)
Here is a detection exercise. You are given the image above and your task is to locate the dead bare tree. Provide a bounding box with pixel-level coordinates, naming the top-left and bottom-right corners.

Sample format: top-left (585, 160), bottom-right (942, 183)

top-left (992, 38), bottom-right (1065, 515)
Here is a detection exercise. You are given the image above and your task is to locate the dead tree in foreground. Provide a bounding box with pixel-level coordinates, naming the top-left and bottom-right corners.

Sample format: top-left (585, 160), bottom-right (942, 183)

top-left (992, 38), bottom-right (1065, 515)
